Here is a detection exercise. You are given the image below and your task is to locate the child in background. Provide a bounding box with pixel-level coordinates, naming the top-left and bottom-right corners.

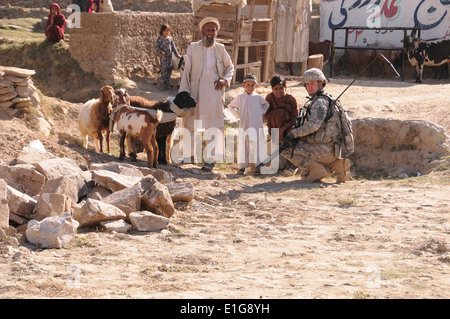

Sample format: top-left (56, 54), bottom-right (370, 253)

top-left (45, 3), bottom-right (66, 43)
top-left (264, 75), bottom-right (298, 143)
top-left (71, 0), bottom-right (91, 12)
top-left (90, 0), bottom-right (98, 12)
top-left (155, 24), bottom-right (181, 90)
top-left (228, 74), bottom-right (269, 175)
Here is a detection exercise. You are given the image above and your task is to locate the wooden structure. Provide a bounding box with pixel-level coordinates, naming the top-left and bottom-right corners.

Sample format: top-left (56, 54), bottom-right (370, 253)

top-left (192, 0), bottom-right (276, 83)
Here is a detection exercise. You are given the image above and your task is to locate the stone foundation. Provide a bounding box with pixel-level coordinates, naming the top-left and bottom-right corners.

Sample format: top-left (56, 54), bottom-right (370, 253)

top-left (352, 118), bottom-right (450, 176)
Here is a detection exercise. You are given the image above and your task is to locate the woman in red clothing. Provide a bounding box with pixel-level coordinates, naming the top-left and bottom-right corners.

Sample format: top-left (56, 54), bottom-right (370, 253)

top-left (45, 3), bottom-right (66, 43)
top-left (264, 75), bottom-right (298, 143)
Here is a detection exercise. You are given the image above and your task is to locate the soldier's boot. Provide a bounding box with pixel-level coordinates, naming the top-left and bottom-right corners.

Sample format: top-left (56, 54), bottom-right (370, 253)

top-left (331, 158), bottom-right (351, 183)
top-left (301, 162), bottom-right (329, 183)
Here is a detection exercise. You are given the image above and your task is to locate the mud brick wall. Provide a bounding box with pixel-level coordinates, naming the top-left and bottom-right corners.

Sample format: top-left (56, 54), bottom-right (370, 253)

top-left (69, 12), bottom-right (193, 84)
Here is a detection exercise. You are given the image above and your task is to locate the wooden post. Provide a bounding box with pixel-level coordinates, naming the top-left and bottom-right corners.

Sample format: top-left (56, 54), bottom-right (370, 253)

top-left (307, 54), bottom-right (323, 70)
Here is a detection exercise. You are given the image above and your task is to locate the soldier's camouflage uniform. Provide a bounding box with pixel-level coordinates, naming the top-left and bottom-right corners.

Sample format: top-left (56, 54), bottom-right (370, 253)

top-left (281, 91), bottom-right (349, 182)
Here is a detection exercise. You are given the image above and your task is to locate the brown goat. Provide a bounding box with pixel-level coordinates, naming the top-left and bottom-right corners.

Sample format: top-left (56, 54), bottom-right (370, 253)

top-left (78, 85), bottom-right (115, 153)
top-left (111, 89), bottom-right (196, 165)
top-left (111, 102), bottom-right (163, 168)
top-left (128, 92), bottom-right (196, 165)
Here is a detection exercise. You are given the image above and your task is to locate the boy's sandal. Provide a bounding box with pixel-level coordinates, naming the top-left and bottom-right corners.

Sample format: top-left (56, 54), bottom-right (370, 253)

top-left (250, 167), bottom-right (261, 176)
top-left (201, 162), bottom-right (215, 172)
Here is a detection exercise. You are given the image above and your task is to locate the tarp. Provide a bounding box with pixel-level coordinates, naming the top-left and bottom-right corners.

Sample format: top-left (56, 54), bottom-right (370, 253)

top-left (275, 0), bottom-right (312, 63)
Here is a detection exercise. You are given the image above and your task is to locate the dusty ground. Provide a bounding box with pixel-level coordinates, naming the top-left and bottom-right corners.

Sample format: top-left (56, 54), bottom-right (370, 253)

top-left (0, 71), bottom-right (449, 300)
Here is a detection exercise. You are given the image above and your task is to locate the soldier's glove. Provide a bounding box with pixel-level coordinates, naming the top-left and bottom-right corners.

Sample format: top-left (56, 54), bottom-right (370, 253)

top-left (283, 132), bottom-right (296, 150)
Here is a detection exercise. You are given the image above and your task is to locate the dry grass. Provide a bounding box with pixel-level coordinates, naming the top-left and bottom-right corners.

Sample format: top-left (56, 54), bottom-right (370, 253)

top-left (0, 18), bottom-right (45, 47)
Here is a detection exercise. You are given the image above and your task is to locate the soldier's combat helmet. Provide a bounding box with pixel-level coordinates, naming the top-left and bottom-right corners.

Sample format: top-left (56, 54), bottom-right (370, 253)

top-left (302, 68), bottom-right (327, 87)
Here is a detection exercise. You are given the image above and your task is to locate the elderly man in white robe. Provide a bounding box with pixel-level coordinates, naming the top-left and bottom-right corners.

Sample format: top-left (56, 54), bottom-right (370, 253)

top-left (177, 17), bottom-right (234, 172)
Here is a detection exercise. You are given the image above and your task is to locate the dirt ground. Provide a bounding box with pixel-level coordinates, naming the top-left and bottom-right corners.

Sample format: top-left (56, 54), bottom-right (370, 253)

top-left (1, 68), bottom-right (450, 300)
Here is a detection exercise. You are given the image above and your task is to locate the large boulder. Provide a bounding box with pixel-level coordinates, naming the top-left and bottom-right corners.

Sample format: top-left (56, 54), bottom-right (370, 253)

top-left (33, 158), bottom-right (84, 181)
top-left (6, 185), bottom-right (37, 220)
top-left (0, 164), bottom-right (46, 197)
top-left (129, 211), bottom-right (170, 232)
top-left (102, 182), bottom-right (142, 216)
top-left (73, 198), bottom-right (127, 228)
top-left (25, 212), bottom-right (79, 249)
top-left (140, 176), bottom-right (175, 218)
top-left (91, 170), bottom-right (141, 192)
top-left (33, 193), bottom-right (72, 220)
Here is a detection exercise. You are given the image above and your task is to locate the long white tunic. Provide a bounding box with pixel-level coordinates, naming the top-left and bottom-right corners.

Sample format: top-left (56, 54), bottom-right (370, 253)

top-left (228, 91), bottom-right (269, 140)
top-left (178, 41), bottom-right (234, 161)
top-left (228, 91), bottom-right (269, 167)
top-left (179, 43), bottom-right (234, 129)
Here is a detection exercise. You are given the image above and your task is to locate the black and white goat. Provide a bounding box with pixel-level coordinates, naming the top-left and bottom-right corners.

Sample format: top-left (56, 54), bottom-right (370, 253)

top-left (401, 29), bottom-right (450, 83)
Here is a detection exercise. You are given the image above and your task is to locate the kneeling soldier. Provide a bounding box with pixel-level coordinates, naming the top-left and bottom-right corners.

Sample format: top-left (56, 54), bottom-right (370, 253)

top-left (281, 68), bottom-right (351, 183)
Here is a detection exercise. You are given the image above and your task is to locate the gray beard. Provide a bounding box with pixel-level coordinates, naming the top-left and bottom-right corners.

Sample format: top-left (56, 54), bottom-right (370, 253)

top-left (202, 35), bottom-right (215, 47)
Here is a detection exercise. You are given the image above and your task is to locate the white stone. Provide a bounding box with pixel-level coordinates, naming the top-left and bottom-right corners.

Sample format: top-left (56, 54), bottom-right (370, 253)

top-left (100, 219), bottom-right (132, 233)
top-left (26, 212), bottom-right (79, 249)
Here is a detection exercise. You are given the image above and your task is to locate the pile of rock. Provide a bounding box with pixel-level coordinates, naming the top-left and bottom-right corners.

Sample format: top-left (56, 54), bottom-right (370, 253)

top-left (0, 66), bottom-right (41, 113)
top-left (352, 118), bottom-right (450, 176)
top-left (0, 141), bottom-right (194, 249)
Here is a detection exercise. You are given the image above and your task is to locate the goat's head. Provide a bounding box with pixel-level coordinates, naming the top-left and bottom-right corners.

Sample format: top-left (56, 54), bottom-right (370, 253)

top-left (173, 91), bottom-right (196, 109)
top-left (177, 55), bottom-right (185, 71)
top-left (100, 86), bottom-right (115, 103)
top-left (172, 54), bottom-right (185, 71)
top-left (401, 35), bottom-right (420, 53)
top-left (113, 88), bottom-right (130, 108)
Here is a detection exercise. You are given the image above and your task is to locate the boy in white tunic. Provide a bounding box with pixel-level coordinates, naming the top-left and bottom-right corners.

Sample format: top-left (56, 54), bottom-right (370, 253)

top-left (228, 74), bottom-right (269, 175)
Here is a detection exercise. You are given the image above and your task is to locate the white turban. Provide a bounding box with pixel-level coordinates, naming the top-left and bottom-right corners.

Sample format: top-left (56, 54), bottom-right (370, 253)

top-left (199, 17), bottom-right (220, 31)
